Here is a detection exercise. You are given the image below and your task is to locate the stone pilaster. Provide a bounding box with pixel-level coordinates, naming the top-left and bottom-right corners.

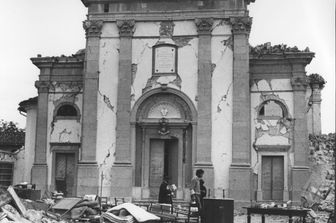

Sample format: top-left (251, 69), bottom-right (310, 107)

top-left (77, 19), bottom-right (103, 194)
top-left (31, 81), bottom-right (50, 192)
top-left (195, 18), bottom-right (213, 165)
top-left (110, 20), bottom-right (134, 196)
top-left (290, 65), bottom-right (310, 202)
top-left (114, 20), bottom-right (134, 164)
top-left (228, 17), bottom-right (253, 201)
top-left (195, 18), bottom-right (214, 189)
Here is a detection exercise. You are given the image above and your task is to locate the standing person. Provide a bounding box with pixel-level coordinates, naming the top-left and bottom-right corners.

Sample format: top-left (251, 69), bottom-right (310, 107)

top-left (190, 169), bottom-right (204, 213)
top-left (200, 179), bottom-right (207, 207)
top-left (158, 176), bottom-right (172, 204)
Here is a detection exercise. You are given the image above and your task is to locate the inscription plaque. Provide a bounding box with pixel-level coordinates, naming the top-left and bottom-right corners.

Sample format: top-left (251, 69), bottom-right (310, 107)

top-left (153, 45), bottom-right (177, 74)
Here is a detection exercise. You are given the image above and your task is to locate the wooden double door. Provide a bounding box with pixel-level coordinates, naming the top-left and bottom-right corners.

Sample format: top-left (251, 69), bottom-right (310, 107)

top-left (55, 153), bottom-right (76, 197)
top-left (262, 156), bottom-right (284, 200)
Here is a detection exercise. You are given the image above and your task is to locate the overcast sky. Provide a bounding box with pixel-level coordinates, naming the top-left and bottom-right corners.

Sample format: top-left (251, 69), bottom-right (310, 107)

top-left (0, 0), bottom-right (334, 133)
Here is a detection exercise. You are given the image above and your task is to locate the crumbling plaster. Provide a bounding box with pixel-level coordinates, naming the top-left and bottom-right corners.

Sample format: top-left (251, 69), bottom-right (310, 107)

top-left (211, 32), bottom-right (233, 196)
top-left (97, 26), bottom-right (120, 195)
top-left (47, 91), bottom-right (82, 187)
top-left (250, 79), bottom-right (295, 174)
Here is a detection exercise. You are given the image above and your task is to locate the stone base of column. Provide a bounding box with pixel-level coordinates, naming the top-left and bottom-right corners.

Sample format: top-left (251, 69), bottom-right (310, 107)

top-left (110, 164), bottom-right (132, 197)
top-left (77, 162), bottom-right (99, 196)
top-left (31, 164), bottom-right (48, 193)
top-left (194, 163), bottom-right (214, 190)
top-left (291, 166), bottom-right (310, 203)
top-left (229, 164), bottom-right (252, 201)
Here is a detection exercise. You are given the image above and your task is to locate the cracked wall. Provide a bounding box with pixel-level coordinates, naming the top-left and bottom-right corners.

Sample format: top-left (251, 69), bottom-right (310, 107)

top-left (131, 21), bottom-right (199, 109)
top-left (211, 21), bottom-right (233, 195)
top-left (47, 86), bottom-right (83, 186)
top-left (97, 20), bottom-right (233, 196)
top-left (98, 23), bottom-right (120, 196)
top-left (250, 79), bottom-right (295, 174)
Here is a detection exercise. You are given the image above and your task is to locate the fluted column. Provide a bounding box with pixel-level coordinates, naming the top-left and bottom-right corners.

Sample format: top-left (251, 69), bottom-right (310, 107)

top-left (115, 20), bottom-right (134, 164)
top-left (229, 17), bottom-right (253, 201)
top-left (77, 20), bottom-right (103, 195)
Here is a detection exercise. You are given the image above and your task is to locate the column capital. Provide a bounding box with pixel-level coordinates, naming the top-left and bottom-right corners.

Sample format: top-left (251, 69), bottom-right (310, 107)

top-left (83, 20), bottom-right (103, 38)
top-left (291, 76), bottom-right (309, 91)
top-left (195, 18), bottom-right (213, 35)
top-left (230, 17), bottom-right (252, 34)
top-left (117, 20), bottom-right (135, 37)
top-left (35, 81), bottom-right (51, 93)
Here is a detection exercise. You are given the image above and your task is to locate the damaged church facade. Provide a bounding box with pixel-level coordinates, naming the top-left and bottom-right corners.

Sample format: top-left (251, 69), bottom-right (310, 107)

top-left (19, 0), bottom-right (325, 202)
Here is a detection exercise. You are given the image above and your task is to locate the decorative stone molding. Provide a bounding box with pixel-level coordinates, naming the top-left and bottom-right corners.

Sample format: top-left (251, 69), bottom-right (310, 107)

top-left (230, 17), bottom-right (252, 34)
top-left (83, 20), bottom-right (103, 38)
top-left (159, 21), bottom-right (175, 38)
top-left (308, 73), bottom-right (326, 89)
top-left (35, 81), bottom-right (51, 93)
top-left (291, 76), bottom-right (309, 91)
top-left (195, 18), bottom-right (213, 35)
top-left (116, 20), bottom-right (135, 37)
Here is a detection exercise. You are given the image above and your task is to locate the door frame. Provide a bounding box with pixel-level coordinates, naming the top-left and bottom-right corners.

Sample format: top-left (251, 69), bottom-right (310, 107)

top-left (50, 143), bottom-right (79, 196)
top-left (256, 148), bottom-right (289, 201)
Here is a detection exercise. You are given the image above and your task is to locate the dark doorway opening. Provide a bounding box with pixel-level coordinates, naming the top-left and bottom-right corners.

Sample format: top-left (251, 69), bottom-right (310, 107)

top-left (55, 153), bottom-right (75, 197)
top-left (149, 138), bottom-right (178, 198)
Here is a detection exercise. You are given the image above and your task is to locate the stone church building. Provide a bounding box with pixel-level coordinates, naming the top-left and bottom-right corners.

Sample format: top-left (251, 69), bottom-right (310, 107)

top-left (18, 0), bottom-right (325, 202)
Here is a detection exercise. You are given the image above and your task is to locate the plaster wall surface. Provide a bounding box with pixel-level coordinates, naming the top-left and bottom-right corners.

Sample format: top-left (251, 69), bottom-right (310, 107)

top-left (250, 79), bottom-right (293, 91)
top-left (13, 149), bottom-right (25, 184)
top-left (211, 26), bottom-right (233, 197)
top-left (97, 27), bottom-right (120, 195)
top-left (131, 21), bottom-right (199, 108)
top-left (250, 79), bottom-right (295, 172)
top-left (47, 93), bottom-right (83, 187)
top-left (22, 107), bottom-right (37, 183)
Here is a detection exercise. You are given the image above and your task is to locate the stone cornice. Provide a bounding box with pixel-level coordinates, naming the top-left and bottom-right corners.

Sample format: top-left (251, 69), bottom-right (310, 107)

top-left (116, 20), bottom-right (135, 37)
top-left (83, 20), bottom-right (104, 38)
top-left (230, 16), bottom-right (252, 34)
top-left (87, 9), bottom-right (248, 22)
top-left (31, 55), bottom-right (84, 68)
top-left (195, 18), bottom-right (214, 35)
top-left (249, 52), bottom-right (315, 66)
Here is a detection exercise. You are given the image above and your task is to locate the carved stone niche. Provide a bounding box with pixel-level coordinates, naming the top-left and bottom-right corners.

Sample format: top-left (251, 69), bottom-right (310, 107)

top-left (83, 20), bottom-right (103, 38)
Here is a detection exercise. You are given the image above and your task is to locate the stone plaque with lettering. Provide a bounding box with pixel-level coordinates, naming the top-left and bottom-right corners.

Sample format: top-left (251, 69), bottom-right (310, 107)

top-left (153, 45), bottom-right (177, 74)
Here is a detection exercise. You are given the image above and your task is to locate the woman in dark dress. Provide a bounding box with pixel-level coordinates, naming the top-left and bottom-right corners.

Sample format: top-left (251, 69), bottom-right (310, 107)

top-left (158, 176), bottom-right (172, 204)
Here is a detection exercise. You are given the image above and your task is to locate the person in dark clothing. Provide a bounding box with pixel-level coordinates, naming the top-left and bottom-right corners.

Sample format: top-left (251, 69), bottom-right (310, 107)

top-left (158, 176), bottom-right (172, 204)
top-left (199, 179), bottom-right (207, 206)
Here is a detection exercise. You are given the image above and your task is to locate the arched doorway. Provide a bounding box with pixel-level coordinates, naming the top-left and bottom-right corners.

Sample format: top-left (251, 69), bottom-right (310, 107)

top-left (131, 88), bottom-right (197, 199)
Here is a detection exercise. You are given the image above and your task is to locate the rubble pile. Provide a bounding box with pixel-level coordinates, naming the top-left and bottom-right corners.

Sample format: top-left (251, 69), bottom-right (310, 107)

top-left (0, 186), bottom-right (102, 223)
top-left (306, 133), bottom-right (335, 212)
